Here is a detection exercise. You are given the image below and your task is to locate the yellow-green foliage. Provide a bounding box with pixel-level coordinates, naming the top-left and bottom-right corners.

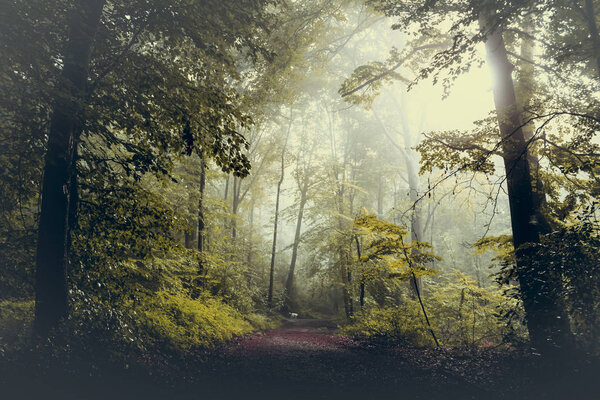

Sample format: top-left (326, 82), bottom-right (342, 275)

top-left (354, 214), bottom-right (440, 280)
top-left (0, 299), bottom-right (34, 346)
top-left (427, 272), bottom-right (526, 347)
top-left (342, 272), bottom-right (527, 348)
top-left (141, 291), bottom-right (255, 352)
top-left (341, 297), bottom-right (434, 346)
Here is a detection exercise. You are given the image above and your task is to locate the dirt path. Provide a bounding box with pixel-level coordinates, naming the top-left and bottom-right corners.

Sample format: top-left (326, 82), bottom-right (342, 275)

top-left (225, 318), bottom-right (352, 353)
top-left (191, 319), bottom-right (497, 400)
top-left (192, 319), bottom-right (592, 400)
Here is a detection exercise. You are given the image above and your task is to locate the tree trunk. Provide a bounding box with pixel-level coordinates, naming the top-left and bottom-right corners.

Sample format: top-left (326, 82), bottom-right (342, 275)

top-left (247, 197), bottom-right (255, 266)
top-left (284, 187), bottom-right (306, 311)
top-left (268, 110), bottom-right (292, 309)
top-left (327, 106), bottom-right (353, 318)
top-left (232, 176), bottom-right (239, 239)
top-left (267, 169), bottom-right (283, 309)
top-left (340, 260), bottom-right (353, 317)
top-left (197, 158), bottom-right (206, 283)
top-left (355, 236), bottom-right (365, 309)
top-left (480, 9), bottom-right (572, 353)
top-left (33, 0), bottom-right (105, 337)
top-left (184, 231), bottom-right (193, 249)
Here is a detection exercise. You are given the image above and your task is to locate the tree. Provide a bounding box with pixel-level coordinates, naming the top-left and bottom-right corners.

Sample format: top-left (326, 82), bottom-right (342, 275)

top-left (197, 158), bottom-right (207, 282)
top-left (343, 0), bottom-right (587, 353)
top-left (479, 4), bottom-right (572, 352)
top-left (1, 0), bottom-right (280, 336)
top-left (284, 117), bottom-right (317, 311)
top-left (33, 0), bottom-right (106, 337)
top-left (268, 109), bottom-right (293, 309)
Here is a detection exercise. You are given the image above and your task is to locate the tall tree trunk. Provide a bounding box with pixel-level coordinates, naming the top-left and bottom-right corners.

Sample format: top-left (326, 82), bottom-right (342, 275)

top-left (284, 187), bottom-right (307, 311)
top-left (247, 197), bottom-right (255, 266)
top-left (232, 176), bottom-right (239, 239)
top-left (339, 258), bottom-right (353, 317)
top-left (268, 110), bottom-right (292, 309)
top-left (337, 192), bottom-right (353, 318)
top-left (33, 0), bottom-right (105, 337)
top-left (480, 9), bottom-right (572, 353)
top-left (327, 106), bottom-right (353, 318)
top-left (197, 158), bottom-right (206, 283)
top-left (355, 236), bottom-right (365, 309)
top-left (184, 231), bottom-right (193, 249)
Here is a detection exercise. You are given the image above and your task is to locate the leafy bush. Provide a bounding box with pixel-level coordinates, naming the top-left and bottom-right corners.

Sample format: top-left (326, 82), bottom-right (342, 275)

top-left (141, 291), bottom-right (255, 352)
top-left (341, 272), bottom-right (527, 348)
top-left (341, 297), bottom-right (433, 346)
top-left (426, 272), bottom-right (526, 348)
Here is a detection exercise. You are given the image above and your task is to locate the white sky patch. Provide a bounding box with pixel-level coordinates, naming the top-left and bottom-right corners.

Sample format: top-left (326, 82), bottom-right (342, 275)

top-left (403, 64), bottom-right (495, 134)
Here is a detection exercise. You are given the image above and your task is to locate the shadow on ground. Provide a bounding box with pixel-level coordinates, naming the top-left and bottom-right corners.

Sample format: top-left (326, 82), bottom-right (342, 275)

top-left (2, 319), bottom-right (597, 400)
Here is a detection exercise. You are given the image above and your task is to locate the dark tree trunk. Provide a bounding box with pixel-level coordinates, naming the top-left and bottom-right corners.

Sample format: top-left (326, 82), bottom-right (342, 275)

top-left (481, 10), bottom-right (572, 353)
top-left (197, 158), bottom-right (206, 283)
top-left (33, 0), bottom-right (105, 337)
top-left (184, 231), bottom-right (193, 249)
top-left (355, 236), bottom-right (365, 309)
top-left (247, 197), bottom-right (255, 266)
top-left (232, 177), bottom-right (239, 239)
top-left (340, 260), bottom-right (353, 317)
top-left (336, 189), bottom-right (353, 318)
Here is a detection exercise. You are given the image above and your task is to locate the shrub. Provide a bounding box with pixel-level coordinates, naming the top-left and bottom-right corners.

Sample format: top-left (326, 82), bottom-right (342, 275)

top-left (141, 291), bottom-right (255, 353)
top-left (341, 272), bottom-right (527, 348)
top-left (340, 298), bottom-right (433, 346)
top-left (426, 272), bottom-right (526, 348)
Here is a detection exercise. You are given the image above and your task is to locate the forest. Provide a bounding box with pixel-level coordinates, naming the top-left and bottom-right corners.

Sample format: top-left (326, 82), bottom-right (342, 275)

top-left (0, 0), bottom-right (599, 399)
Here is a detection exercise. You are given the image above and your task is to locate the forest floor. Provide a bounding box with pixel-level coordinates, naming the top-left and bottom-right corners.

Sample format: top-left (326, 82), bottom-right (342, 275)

top-left (2, 318), bottom-right (598, 400)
